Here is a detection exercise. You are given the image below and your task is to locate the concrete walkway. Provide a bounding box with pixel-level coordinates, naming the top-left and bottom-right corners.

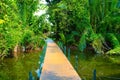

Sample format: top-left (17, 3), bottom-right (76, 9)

top-left (40, 39), bottom-right (81, 80)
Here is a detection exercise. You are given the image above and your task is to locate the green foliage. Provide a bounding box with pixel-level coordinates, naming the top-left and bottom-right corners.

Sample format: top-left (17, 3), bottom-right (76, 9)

top-left (89, 0), bottom-right (120, 32)
top-left (91, 34), bottom-right (104, 54)
top-left (57, 41), bottom-right (64, 50)
top-left (0, 19), bottom-right (5, 24)
top-left (16, 0), bottom-right (39, 27)
top-left (105, 33), bottom-right (120, 48)
top-left (0, 0), bottom-right (46, 59)
top-left (59, 32), bottom-right (66, 44)
top-left (66, 31), bottom-right (79, 45)
top-left (46, 0), bottom-right (120, 55)
top-left (78, 34), bottom-right (86, 52)
top-left (105, 33), bottom-right (120, 55)
top-left (0, 0), bottom-right (21, 57)
top-left (1, 0), bottom-right (120, 58)
top-left (31, 34), bottom-right (45, 48)
top-left (32, 15), bottom-right (51, 35)
top-left (46, 0), bottom-right (89, 45)
top-left (106, 47), bottom-right (120, 55)
top-left (115, 33), bottom-right (120, 42)
top-left (21, 29), bottom-right (34, 46)
top-left (88, 0), bottom-right (120, 54)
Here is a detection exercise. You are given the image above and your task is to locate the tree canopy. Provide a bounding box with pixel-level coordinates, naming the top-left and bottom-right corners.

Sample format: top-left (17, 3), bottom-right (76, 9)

top-left (0, 0), bottom-right (120, 59)
top-left (0, 0), bottom-right (47, 58)
top-left (46, 0), bottom-right (120, 54)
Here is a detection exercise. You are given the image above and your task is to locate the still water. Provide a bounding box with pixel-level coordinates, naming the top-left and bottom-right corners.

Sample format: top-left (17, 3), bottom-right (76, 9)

top-left (0, 50), bottom-right (120, 80)
top-left (70, 50), bottom-right (120, 80)
top-left (0, 51), bottom-right (41, 80)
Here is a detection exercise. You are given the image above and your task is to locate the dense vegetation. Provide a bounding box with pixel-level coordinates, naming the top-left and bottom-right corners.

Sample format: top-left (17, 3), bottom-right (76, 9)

top-left (0, 0), bottom-right (120, 79)
top-left (46, 0), bottom-right (120, 55)
top-left (0, 0), bottom-right (120, 58)
top-left (0, 0), bottom-right (47, 59)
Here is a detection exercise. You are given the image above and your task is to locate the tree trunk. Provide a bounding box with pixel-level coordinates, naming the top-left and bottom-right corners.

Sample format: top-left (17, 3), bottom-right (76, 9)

top-left (13, 44), bottom-right (18, 58)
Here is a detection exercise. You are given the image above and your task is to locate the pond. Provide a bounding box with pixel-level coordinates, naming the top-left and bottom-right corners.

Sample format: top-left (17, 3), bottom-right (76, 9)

top-left (70, 50), bottom-right (120, 80)
top-left (0, 49), bottom-right (120, 80)
top-left (0, 51), bottom-right (41, 80)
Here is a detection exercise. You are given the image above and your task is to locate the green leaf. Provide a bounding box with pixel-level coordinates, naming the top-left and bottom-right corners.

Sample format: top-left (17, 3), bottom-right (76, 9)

top-left (0, 19), bottom-right (5, 24)
top-left (59, 32), bottom-right (66, 44)
top-left (106, 33), bottom-right (119, 48)
top-left (106, 47), bottom-right (120, 55)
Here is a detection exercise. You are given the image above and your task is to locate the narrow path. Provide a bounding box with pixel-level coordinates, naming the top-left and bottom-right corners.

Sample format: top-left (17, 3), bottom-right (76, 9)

top-left (40, 39), bottom-right (81, 80)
